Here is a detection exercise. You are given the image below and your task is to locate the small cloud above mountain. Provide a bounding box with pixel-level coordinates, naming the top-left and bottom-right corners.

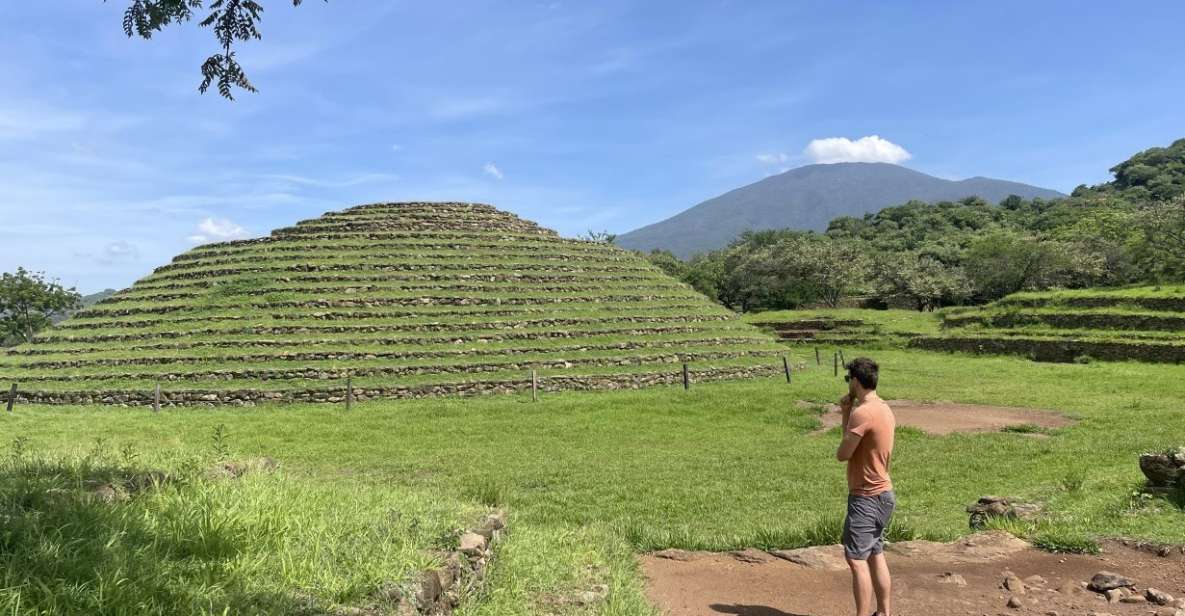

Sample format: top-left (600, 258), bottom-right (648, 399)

top-left (97, 240), bottom-right (139, 265)
top-left (187, 217), bottom-right (251, 244)
top-left (483, 162), bottom-right (505, 180)
top-left (755, 153), bottom-right (791, 164)
top-left (804, 135), bottom-right (911, 165)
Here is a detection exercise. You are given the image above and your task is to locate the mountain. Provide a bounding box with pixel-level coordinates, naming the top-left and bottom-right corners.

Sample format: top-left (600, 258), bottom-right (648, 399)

top-left (616, 163), bottom-right (1065, 258)
top-left (2, 202), bottom-right (782, 405)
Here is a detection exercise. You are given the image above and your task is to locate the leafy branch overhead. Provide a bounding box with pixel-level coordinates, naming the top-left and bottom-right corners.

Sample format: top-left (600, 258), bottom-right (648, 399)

top-left (118, 0), bottom-right (320, 99)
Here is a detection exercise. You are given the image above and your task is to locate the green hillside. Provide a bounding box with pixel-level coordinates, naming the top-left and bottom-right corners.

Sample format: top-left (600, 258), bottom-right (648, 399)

top-left (0, 203), bottom-right (783, 405)
top-left (912, 285), bottom-right (1185, 363)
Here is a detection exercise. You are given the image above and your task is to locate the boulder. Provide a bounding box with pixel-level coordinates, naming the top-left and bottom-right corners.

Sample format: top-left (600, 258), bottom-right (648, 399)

top-left (1141, 448), bottom-right (1185, 489)
top-left (967, 496), bottom-right (1041, 529)
top-left (1146, 588), bottom-right (1174, 606)
top-left (1089, 571), bottom-right (1134, 592)
top-left (458, 532), bottom-right (487, 556)
top-left (1002, 571), bottom-right (1026, 594)
top-left (768, 544), bottom-right (849, 571)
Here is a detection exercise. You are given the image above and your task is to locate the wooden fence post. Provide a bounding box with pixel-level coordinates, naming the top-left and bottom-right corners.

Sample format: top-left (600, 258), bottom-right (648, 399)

top-left (346, 375), bottom-right (354, 411)
top-left (6, 383), bottom-right (15, 413)
top-left (815, 348), bottom-right (821, 366)
top-left (833, 352), bottom-right (838, 377)
top-left (682, 362), bottom-right (690, 390)
top-left (782, 356), bottom-right (792, 384)
top-left (530, 369), bottom-right (538, 402)
top-left (152, 383), bottom-right (161, 413)
top-left (839, 349), bottom-right (846, 368)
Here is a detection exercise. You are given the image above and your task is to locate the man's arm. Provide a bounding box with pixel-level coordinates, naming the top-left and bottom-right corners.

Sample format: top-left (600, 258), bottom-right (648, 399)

top-left (836, 430), bottom-right (863, 461)
top-left (836, 400), bottom-right (866, 461)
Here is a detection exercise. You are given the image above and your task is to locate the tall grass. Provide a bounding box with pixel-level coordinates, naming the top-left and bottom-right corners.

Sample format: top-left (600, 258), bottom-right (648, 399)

top-left (0, 432), bottom-right (479, 615)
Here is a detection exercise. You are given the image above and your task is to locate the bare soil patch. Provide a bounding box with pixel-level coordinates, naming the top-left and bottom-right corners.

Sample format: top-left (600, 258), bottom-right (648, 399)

top-left (807, 400), bottom-right (1073, 435)
top-left (641, 532), bottom-right (1185, 616)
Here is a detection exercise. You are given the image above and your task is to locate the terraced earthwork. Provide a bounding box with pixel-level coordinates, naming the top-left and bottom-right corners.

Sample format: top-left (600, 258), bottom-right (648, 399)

top-left (1, 202), bottom-right (786, 405)
top-left (912, 286), bottom-right (1185, 363)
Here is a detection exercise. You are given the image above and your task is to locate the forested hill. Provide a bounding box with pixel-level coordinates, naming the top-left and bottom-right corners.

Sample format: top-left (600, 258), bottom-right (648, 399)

top-left (616, 162), bottom-right (1063, 257)
top-left (642, 138), bottom-right (1185, 313)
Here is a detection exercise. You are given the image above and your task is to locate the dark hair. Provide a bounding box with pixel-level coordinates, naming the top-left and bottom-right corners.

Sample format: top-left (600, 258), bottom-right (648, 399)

top-left (846, 357), bottom-right (879, 390)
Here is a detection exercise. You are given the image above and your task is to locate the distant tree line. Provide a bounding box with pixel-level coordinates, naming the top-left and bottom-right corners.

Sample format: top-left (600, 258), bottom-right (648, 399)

top-left (642, 138), bottom-right (1185, 312)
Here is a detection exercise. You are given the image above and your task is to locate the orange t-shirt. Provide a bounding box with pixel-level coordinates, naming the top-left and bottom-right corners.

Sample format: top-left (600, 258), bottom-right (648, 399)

top-left (845, 398), bottom-right (896, 496)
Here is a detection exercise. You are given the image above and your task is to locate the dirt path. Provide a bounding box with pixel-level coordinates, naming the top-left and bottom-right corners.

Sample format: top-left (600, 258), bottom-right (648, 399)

top-left (641, 533), bottom-right (1185, 616)
top-left (810, 400), bottom-right (1073, 435)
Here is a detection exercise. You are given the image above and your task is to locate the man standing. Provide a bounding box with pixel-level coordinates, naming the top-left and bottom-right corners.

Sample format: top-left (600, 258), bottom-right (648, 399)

top-left (835, 357), bottom-right (896, 616)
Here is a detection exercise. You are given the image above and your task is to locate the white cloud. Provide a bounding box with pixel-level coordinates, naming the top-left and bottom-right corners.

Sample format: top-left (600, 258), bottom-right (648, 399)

top-left (755, 152), bottom-right (791, 164)
top-left (483, 162), bottom-right (505, 180)
top-left (803, 135), bottom-right (912, 164)
top-left (186, 217), bottom-right (252, 244)
top-left (97, 240), bottom-right (139, 265)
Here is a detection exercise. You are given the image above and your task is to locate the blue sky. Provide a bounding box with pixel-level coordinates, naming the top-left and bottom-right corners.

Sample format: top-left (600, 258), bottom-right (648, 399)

top-left (2, 1), bottom-right (1184, 292)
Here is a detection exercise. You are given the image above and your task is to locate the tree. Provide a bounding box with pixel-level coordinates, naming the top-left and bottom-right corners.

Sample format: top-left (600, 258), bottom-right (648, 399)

top-left (0, 268), bottom-right (83, 345)
top-left (117, 0), bottom-right (322, 99)
top-left (962, 231), bottom-right (1099, 301)
top-left (720, 234), bottom-right (870, 311)
top-left (874, 252), bottom-right (971, 311)
top-left (579, 230), bottom-right (617, 244)
top-left (642, 250), bottom-right (686, 279)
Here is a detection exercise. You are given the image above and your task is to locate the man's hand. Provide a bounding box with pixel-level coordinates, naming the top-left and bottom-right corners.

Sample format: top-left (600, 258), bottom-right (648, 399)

top-left (839, 393), bottom-right (854, 428)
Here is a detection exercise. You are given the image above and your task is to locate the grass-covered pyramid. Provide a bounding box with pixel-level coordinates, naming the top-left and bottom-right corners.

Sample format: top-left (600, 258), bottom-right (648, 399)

top-left (2, 202), bottom-right (783, 405)
top-left (912, 286), bottom-right (1185, 363)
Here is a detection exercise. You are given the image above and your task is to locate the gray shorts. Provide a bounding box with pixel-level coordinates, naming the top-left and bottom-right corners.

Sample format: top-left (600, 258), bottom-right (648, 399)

top-left (842, 491), bottom-right (896, 560)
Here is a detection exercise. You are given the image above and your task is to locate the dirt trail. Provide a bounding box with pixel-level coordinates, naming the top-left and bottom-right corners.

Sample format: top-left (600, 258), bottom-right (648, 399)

top-left (642, 533), bottom-right (1185, 616)
top-left (810, 400), bottom-right (1073, 435)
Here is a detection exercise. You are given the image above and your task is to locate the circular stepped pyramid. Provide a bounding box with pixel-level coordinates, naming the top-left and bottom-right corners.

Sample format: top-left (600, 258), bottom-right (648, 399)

top-left (2, 202), bottom-right (785, 405)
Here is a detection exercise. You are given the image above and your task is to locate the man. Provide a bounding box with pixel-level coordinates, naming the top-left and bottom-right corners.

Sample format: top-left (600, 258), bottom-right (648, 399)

top-left (835, 357), bottom-right (896, 616)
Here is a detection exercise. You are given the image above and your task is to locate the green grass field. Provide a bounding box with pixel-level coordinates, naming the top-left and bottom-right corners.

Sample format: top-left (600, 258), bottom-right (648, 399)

top-left (5, 347), bottom-right (1183, 615)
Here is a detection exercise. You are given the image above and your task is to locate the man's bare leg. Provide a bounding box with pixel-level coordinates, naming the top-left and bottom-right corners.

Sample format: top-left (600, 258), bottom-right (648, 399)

top-left (869, 552), bottom-right (892, 615)
top-left (846, 558), bottom-right (873, 615)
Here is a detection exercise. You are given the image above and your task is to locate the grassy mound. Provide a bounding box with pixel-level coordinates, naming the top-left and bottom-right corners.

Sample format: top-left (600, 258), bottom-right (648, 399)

top-left (913, 286), bottom-right (1185, 363)
top-left (744, 308), bottom-right (941, 349)
top-left (1, 203), bottom-right (784, 405)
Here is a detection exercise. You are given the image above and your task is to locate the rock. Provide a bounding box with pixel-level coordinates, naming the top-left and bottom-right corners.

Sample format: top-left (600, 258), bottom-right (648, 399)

top-left (576, 584), bottom-right (608, 605)
top-left (1057, 581), bottom-right (1083, 595)
top-left (1140, 448), bottom-right (1185, 488)
top-left (415, 570), bottom-right (442, 609)
top-left (483, 511), bottom-right (507, 532)
top-left (89, 483), bottom-right (121, 503)
top-left (1119, 594), bottom-right (1146, 603)
top-left (729, 549), bottom-right (774, 564)
top-left (1147, 588), bottom-right (1175, 606)
top-left (458, 532), bottom-right (487, 556)
top-left (887, 531), bottom-right (1030, 564)
top-left (1105, 588), bottom-right (1128, 603)
top-left (1089, 571), bottom-right (1134, 592)
top-left (967, 496), bottom-right (1041, 529)
top-left (1002, 571), bottom-right (1027, 594)
top-left (768, 544), bottom-right (849, 571)
top-left (653, 549), bottom-right (695, 562)
top-left (1007, 596), bottom-right (1024, 609)
top-left (1024, 574), bottom-right (1048, 586)
top-left (937, 572), bottom-right (967, 586)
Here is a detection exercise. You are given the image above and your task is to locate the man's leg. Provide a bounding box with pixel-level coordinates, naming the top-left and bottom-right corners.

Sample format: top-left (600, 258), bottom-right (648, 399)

top-left (868, 551), bottom-right (891, 615)
top-left (846, 557), bottom-right (874, 616)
